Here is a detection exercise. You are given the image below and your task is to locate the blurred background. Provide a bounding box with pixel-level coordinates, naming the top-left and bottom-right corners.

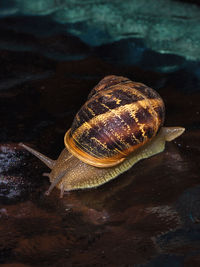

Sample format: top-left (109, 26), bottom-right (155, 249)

top-left (0, 0), bottom-right (200, 266)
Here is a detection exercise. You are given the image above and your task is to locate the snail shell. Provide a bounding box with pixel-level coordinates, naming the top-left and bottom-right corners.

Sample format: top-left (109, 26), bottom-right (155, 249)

top-left (64, 75), bottom-right (165, 167)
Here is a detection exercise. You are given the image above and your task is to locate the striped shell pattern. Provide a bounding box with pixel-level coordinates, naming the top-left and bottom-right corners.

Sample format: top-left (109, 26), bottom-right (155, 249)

top-left (64, 75), bottom-right (165, 167)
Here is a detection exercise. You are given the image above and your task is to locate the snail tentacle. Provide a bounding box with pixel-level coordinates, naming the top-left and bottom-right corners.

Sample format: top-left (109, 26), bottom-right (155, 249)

top-left (19, 143), bottom-right (55, 169)
top-left (59, 184), bottom-right (65, 198)
top-left (43, 173), bottom-right (50, 177)
top-left (45, 170), bottom-right (67, 196)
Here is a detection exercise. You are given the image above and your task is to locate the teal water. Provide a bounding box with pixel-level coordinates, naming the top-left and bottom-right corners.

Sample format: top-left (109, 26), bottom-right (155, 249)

top-left (1, 0), bottom-right (200, 61)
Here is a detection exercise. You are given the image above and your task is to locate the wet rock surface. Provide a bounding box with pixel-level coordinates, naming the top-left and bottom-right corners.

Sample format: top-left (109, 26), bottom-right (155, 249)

top-left (0, 14), bottom-right (200, 267)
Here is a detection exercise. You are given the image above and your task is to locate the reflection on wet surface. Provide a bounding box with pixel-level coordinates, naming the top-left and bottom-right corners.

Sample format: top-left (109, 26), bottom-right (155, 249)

top-left (0, 12), bottom-right (200, 267)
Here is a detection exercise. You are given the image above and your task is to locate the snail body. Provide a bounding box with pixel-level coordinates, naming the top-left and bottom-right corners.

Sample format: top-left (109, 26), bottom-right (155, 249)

top-left (20, 76), bottom-right (185, 197)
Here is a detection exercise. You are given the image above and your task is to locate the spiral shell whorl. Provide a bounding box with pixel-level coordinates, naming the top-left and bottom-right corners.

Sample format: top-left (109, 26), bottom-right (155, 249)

top-left (64, 76), bottom-right (165, 167)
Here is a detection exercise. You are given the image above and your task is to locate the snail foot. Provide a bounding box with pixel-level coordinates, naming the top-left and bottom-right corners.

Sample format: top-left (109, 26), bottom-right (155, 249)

top-left (59, 184), bottom-right (65, 198)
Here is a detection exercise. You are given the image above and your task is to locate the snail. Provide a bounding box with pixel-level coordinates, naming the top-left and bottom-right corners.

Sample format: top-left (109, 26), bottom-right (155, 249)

top-left (20, 75), bottom-right (185, 198)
